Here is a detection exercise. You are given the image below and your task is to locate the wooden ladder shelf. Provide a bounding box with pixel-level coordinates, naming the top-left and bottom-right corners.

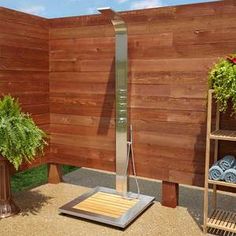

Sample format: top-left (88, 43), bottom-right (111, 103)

top-left (203, 89), bottom-right (236, 234)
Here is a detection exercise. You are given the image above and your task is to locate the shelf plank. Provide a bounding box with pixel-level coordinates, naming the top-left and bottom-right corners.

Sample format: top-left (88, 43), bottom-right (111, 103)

top-left (207, 209), bottom-right (236, 233)
top-left (210, 130), bottom-right (236, 141)
top-left (208, 227), bottom-right (236, 236)
top-left (208, 179), bottom-right (236, 188)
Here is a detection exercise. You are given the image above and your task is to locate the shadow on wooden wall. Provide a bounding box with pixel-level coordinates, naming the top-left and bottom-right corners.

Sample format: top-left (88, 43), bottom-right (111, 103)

top-left (97, 58), bottom-right (115, 136)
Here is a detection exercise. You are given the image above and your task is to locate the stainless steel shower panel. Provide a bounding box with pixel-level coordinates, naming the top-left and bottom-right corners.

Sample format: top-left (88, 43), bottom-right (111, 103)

top-left (58, 9), bottom-right (155, 227)
top-left (98, 8), bottom-right (128, 195)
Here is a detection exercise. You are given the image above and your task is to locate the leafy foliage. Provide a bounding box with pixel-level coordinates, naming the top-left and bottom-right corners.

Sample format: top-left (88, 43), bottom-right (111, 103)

top-left (0, 96), bottom-right (47, 170)
top-left (209, 54), bottom-right (236, 114)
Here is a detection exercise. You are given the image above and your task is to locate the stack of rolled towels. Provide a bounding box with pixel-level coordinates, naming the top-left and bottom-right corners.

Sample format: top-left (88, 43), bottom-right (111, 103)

top-left (208, 155), bottom-right (236, 184)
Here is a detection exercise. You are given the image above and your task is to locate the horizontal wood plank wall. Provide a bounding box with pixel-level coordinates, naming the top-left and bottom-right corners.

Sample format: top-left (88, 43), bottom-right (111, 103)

top-left (49, 0), bottom-right (236, 186)
top-left (0, 7), bottom-right (49, 170)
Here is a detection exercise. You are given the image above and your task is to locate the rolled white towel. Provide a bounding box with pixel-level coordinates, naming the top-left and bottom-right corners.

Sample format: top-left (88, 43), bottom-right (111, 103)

top-left (208, 161), bottom-right (224, 181)
top-left (219, 155), bottom-right (235, 171)
top-left (223, 165), bottom-right (236, 183)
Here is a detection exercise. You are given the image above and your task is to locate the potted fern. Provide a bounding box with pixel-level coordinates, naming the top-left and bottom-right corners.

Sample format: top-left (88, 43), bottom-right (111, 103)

top-left (0, 95), bottom-right (47, 218)
top-left (209, 54), bottom-right (236, 114)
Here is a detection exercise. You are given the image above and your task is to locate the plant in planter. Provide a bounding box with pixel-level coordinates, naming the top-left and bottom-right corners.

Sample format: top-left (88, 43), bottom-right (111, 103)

top-left (0, 95), bottom-right (47, 218)
top-left (208, 54), bottom-right (236, 114)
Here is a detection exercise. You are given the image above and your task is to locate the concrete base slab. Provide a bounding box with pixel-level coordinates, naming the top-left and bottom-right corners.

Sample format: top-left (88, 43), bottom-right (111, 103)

top-left (0, 183), bottom-right (205, 236)
top-left (0, 168), bottom-right (235, 236)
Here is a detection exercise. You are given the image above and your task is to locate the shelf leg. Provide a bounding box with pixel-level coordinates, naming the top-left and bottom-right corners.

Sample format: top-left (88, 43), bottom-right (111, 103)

top-left (203, 141), bottom-right (210, 234)
top-left (212, 103), bottom-right (220, 210)
top-left (212, 140), bottom-right (218, 209)
top-left (203, 90), bottom-right (213, 234)
top-left (212, 184), bottom-right (217, 209)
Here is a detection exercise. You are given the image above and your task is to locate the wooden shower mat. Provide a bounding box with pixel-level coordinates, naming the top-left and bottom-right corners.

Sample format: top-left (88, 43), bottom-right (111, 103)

top-left (73, 191), bottom-right (139, 218)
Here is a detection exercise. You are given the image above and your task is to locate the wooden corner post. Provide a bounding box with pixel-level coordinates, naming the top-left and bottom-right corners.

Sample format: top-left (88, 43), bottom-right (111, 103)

top-left (162, 181), bottom-right (179, 208)
top-left (48, 163), bottom-right (62, 184)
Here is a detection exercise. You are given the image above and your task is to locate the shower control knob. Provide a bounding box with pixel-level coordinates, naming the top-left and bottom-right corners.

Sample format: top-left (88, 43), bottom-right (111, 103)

top-left (117, 117), bottom-right (127, 125)
top-left (119, 96), bottom-right (127, 102)
top-left (117, 103), bottom-right (127, 109)
top-left (118, 110), bottom-right (127, 117)
top-left (118, 89), bottom-right (127, 95)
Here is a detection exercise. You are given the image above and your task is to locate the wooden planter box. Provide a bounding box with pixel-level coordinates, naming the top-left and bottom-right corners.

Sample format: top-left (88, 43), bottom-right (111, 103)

top-left (0, 156), bottom-right (20, 218)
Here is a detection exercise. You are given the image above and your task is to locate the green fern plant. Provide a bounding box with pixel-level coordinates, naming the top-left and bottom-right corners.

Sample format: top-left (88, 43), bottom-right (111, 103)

top-left (0, 95), bottom-right (47, 170)
top-left (209, 54), bottom-right (236, 114)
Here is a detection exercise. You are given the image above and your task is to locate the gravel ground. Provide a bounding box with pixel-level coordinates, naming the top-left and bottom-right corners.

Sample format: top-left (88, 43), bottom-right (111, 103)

top-left (0, 168), bottom-right (235, 236)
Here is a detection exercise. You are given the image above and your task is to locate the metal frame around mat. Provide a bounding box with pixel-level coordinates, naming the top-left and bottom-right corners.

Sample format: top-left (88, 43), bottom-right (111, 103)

top-left (59, 186), bottom-right (155, 228)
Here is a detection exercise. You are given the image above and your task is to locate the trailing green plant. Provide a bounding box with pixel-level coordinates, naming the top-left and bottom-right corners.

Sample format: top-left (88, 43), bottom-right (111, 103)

top-left (208, 54), bottom-right (236, 114)
top-left (0, 95), bottom-right (47, 170)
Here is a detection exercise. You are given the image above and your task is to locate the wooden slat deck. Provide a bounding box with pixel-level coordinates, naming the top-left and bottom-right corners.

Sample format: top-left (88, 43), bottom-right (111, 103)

top-left (207, 209), bottom-right (236, 233)
top-left (73, 192), bottom-right (139, 218)
top-left (210, 130), bottom-right (236, 142)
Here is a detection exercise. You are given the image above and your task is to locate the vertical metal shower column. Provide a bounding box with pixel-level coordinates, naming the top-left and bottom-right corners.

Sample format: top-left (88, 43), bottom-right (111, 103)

top-left (98, 8), bottom-right (128, 195)
top-left (59, 9), bottom-right (155, 228)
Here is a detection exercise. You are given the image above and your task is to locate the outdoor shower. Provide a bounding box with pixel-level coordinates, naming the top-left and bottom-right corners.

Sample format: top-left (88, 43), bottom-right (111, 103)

top-left (59, 8), bottom-right (154, 228)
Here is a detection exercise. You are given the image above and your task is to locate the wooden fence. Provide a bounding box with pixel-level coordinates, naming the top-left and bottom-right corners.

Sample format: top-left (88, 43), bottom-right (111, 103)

top-left (0, 7), bottom-right (49, 169)
top-left (49, 0), bottom-right (236, 186)
top-left (1, 0), bottom-right (236, 186)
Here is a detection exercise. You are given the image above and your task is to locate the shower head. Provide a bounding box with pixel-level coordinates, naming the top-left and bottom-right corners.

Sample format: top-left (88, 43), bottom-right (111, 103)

top-left (97, 7), bottom-right (127, 33)
top-left (97, 7), bottom-right (117, 19)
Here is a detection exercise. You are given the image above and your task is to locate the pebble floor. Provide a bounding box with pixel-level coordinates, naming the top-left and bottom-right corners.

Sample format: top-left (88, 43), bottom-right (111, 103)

top-left (0, 168), bottom-right (234, 236)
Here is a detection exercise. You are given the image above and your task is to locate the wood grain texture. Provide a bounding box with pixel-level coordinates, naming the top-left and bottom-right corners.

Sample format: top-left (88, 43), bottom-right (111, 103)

top-left (0, 8), bottom-right (49, 170)
top-left (162, 181), bottom-right (179, 208)
top-left (2, 1), bottom-right (236, 186)
top-left (73, 192), bottom-right (139, 218)
top-left (48, 0), bottom-right (236, 187)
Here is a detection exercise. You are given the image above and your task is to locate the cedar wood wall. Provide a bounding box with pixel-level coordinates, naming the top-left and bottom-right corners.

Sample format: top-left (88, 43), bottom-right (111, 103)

top-left (1, 0), bottom-right (236, 185)
top-left (0, 7), bottom-right (49, 170)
